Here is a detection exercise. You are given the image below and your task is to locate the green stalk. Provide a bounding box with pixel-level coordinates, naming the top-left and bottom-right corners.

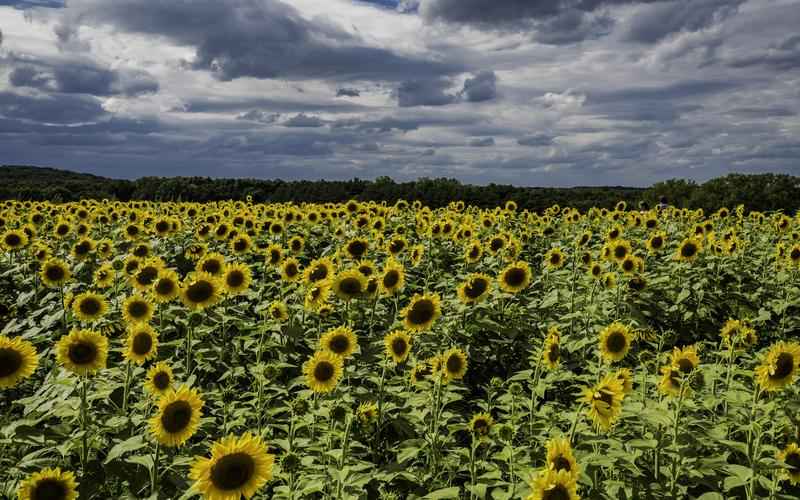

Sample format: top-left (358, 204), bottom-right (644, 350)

top-left (122, 361), bottom-right (133, 414)
top-left (150, 442), bottom-right (160, 495)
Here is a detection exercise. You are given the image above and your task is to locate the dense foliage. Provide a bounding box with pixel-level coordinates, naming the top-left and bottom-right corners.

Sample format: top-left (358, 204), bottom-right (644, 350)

top-left (1, 198), bottom-right (800, 499)
top-left (2, 165), bottom-right (799, 214)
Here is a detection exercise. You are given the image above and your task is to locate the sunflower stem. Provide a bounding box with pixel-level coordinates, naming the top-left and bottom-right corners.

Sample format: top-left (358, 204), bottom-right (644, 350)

top-left (80, 375), bottom-right (89, 473)
top-left (150, 441), bottom-right (160, 495)
top-left (122, 360), bottom-right (133, 414)
top-left (568, 402), bottom-right (584, 444)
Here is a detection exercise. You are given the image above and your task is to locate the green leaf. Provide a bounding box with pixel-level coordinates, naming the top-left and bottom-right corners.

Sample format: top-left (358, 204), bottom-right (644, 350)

top-left (423, 486), bottom-right (461, 499)
top-left (105, 435), bottom-right (147, 464)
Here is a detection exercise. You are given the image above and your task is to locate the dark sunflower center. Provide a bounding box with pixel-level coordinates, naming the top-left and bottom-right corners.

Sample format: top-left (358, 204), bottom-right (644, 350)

top-left (269, 250), bottom-right (281, 264)
top-left (592, 265), bottom-right (602, 276)
top-left (202, 260), bottom-right (222, 275)
top-left (606, 332), bottom-right (627, 354)
top-left (446, 354), bottom-right (463, 374)
top-left (549, 253), bottom-right (561, 266)
top-left (153, 372), bottom-right (170, 390)
top-left (348, 241), bottom-right (367, 258)
top-left (391, 337), bottom-right (408, 356)
top-left (226, 271), bottom-right (245, 288)
top-left (408, 299), bottom-right (435, 325)
top-left (328, 335), bottom-right (350, 354)
top-left (128, 301), bottom-right (149, 319)
top-left (137, 267), bottom-right (158, 286)
top-left (786, 452), bottom-right (800, 471)
top-left (622, 259), bottom-right (634, 272)
top-left (771, 352), bottom-right (794, 380)
top-left (681, 242), bottom-right (697, 258)
top-left (4, 233), bottom-right (21, 247)
top-left (541, 484), bottom-right (570, 500)
top-left (468, 247), bottom-right (480, 259)
top-left (161, 400), bottom-right (192, 433)
top-left (553, 455), bottom-right (571, 472)
top-left (0, 347), bottom-right (23, 377)
top-left (383, 270), bottom-right (400, 288)
top-left (68, 341), bottom-right (97, 365)
top-left (651, 236), bottom-right (663, 248)
top-left (490, 238), bottom-right (504, 252)
top-left (614, 245), bottom-right (628, 259)
top-left (465, 278), bottom-right (488, 299)
top-left (310, 266), bottom-right (328, 282)
top-left (234, 240), bottom-right (247, 252)
top-left (74, 242), bottom-right (91, 255)
top-left (155, 278), bottom-right (175, 296)
top-left (504, 268), bottom-right (526, 287)
top-left (473, 418), bottom-right (489, 434)
top-left (126, 261), bottom-right (139, 274)
top-left (156, 221), bottom-right (169, 233)
top-left (291, 241), bottom-right (302, 252)
top-left (31, 478), bottom-right (68, 500)
top-left (358, 265), bottom-right (373, 277)
top-left (677, 358), bottom-right (694, 374)
top-left (285, 263), bottom-right (298, 277)
top-left (548, 344), bottom-right (560, 363)
top-left (390, 241), bottom-right (404, 253)
top-left (186, 281), bottom-right (214, 303)
top-left (313, 361), bottom-right (335, 382)
top-left (79, 298), bottom-right (102, 316)
top-left (133, 332), bottom-right (153, 356)
top-left (338, 277), bottom-right (362, 296)
top-left (57, 225), bottom-right (69, 235)
top-left (791, 249), bottom-right (800, 261)
top-left (595, 390), bottom-right (614, 409)
top-left (45, 265), bottom-right (65, 282)
top-left (210, 452), bottom-right (256, 491)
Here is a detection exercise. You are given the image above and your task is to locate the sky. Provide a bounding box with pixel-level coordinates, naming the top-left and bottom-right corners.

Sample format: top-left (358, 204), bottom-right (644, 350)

top-left (0, 0), bottom-right (799, 186)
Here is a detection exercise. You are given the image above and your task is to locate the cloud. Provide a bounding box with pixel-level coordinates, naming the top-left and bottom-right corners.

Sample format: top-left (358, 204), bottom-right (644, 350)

top-left (61, 0), bottom-right (465, 82)
top-left (7, 58), bottom-right (158, 97)
top-left (461, 71), bottom-right (497, 102)
top-left (0, 0), bottom-right (64, 8)
top-left (621, 0), bottom-right (745, 44)
top-left (518, 134), bottom-right (554, 146)
top-left (397, 78), bottom-right (457, 107)
top-left (537, 90), bottom-right (586, 112)
top-left (283, 113), bottom-right (325, 127)
top-left (336, 87), bottom-right (361, 97)
top-left (469, 137), bottom-right (495, 147)
top-left (0, 91), bottom-right (107, 123)
top-left (236, 110), bottom-right (281, 123)
top-left (726, 34), bottom-right (800, 71)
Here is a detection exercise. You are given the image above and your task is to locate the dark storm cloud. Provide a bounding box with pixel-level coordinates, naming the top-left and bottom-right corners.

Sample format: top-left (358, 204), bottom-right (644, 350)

top-left (180, 97), bottom-right (368, 114)
top-left (283, 113), bottom-right (326, 128)
top-left (0, 0), bottom-right (64, 8)
top-left (727, 34), bottom-right (800, 71)
top-left (397, 79), bottom-right (457, 107)
top-left (336, 88), bottom-right (361, 97)
top-left (621, 0), bottom-right (745, 44)
top-left (62, 0), bottom-right (466, 82)
top-left (7, 58), bottom-right (158, 97)
top-left (460, 71), bottom-right (497, 102)
top-left (518, 134), bottom-right (554, 147)
top-left (469, 137), bottom-right (495, 147)
top-left (0, 91), bottom-right (106, 123)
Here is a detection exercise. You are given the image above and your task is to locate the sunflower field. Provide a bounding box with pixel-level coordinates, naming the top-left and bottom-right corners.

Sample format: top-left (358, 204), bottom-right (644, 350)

top-left (1, 198), bottom-right (800, 500)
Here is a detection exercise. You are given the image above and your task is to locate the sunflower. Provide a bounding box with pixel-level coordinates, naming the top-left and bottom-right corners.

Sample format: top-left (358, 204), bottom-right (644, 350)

top-left (675, 237), bottom-right (703, 262)
top-left (455, 273), bottom-right (491, 305)
top-left (70, 237), bottom-right (95, 261)
top-left (16, 467), bottom-right (78, 500)
top-left (777, 442), bottom-right (800, 485)
top-left (410, 363), bottom-right (433, 386)
top-left (469, 412), bottom-right (494, 440)
top-left (332, 269), bottom-right (367, 301)
top-left (69, 291), bottom-right (108, 323)
top-left (380, 260), bottom-right (406, 296)
top-left (357, 401), bottom-right (379, 425)
top-left (401, 293), bottom-right (441, 332)
top-left (145, 361), bottom-right (174, 396)
top-left (280, 257), bottom-right (302, 283)
top-left (152, 268), bottom-right (181, 303)
top-left (303, 350), bottom-right (344, 394)
top-left (0, 335), bottom-right (39, 389)
top-left (588, 262), bottom-right (603, 280)
top-left (304, 257), bottom-right (335, 284)
top-left (442, 347), bottom-right (468, 381)
top-left (181, 272), bottom-right (223, 311)
top-left (410, 244), bottom-right (424, 267)
top-left (150, 386), bottom-right (204, 447)
top-left (223, 262), bottom-right (252, 295)
top-left (755, 341), bottom-right (800, 392)
top-left (598, 322), bottom-right (632, 363)
top-left (265, 244), bottom-right (284, 267)
top-left (40, 258), bottom-right (71, 288)
top-left (229, 233), bottom-right (253, 255)
top-left (545, 437), bottom-right (580, 478)
top-left (498, 261), bottom-right (532, 294)
top-left (542, 328), bottom-right (560, 370)
top-left (719, 319), bottom-right (757, 349)
top-left (266, 301), bottom-right (289, 322)
top-left (646, 232), bottom-right (666, 253)
top-left (56, 328), bottom-right (109, 376)
top-left (124, 323), bottom-right (159, 365)
top-left (544, 248), bottom-right (566, 270)
top-left (303, 284), bottom-right (330, 313)
top-left (190, 432), bottom-right (274, 500)
top-left (384, 330), bottom-right (412, 364)
top-left (619, 255), bottom-right (641, 275)
top-left (131, 258), bottom-right (163, 292)
top-left (122, 294), bottom-right (155, 324)
top-left (93, 262), bottom-right (115, 289)
top-left (582, 373), bottom-right (625, 431)
top-left (320, 326), bottom-right (358, 359)
top-left (526, 469), bottom-right (579, 500)
top-left (2, 229), bottom-right (28, 251)
top-left (615, 368), bottom-right (634, 394)
top-left (197, 252), bottom-right (226, 277)
top-left (609, 239), bottom-right (632, 262)
top-left (344, 238), bottom-right (369, 260)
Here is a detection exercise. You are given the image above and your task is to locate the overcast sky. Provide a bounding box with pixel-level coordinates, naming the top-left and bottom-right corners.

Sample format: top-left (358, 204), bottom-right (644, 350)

top-left (1, 0), bottom-right (798, 186)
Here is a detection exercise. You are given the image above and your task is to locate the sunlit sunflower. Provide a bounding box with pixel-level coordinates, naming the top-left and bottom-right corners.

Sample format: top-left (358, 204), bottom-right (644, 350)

top-left (582, 373), bottom-right (625, 431)
top-left (303, 283), bottom-right (331, 312)
top-left (469, 412), bottom-right (494, 441)
top-left (442, 347), bottom-right (468, 381)
top-left (229, 233), bottom-right (253, 255)
top-left (122, 294), bottom-right (155, 324)
top-left (384, 330), bottom-right (412, 364)
top-left (755, 341), bottom-right (800, 392)
top-left (124, 323), bottom-right (159, 365)
top-left (542, 328), bottom-right (561, 370)
top-left (17, 467), bottom-right (78, 500)
top-left (40, 258), bottom-right (71, 288)
top-left (56, 328), bottom-right (109, 376)
top-left (615, 368), bottom-right (634, 394)
top-left (0, 335), bottom-right (38, 389)
top-left (646, 232), bottom-right (666, 253)
top-left (1, 229), bottom-right (28, 251)
top-left (598, 322), bottom-right (632, 363)
top-left (145, 361), bottom-right (174, 396)
top-left (303, 350), bottom-right (344, 393)
top-left (332, 269), bottom-right (367, 301)
top-left (380, 260), bottom-right (406, 296)
top-left (402, 293), bottom-right (442, 332)
top-left (304, 257), bottom-right (335, 284)
top-left (70, 237), bottom-right (95, 261)
top-left (526, 469), bottom-right (579, 500)
top-left (70, 291), bottom-right (108, 323)
top-left (356, 401), bottom-right (379, 426)
top-left (265, 300), bottom-right (289, 323)
top-left (675, 237), bottom-right (703, 262)
top-left (152, 268), bottom-right (180, 303)
top-left (150, 386), bottom-right (204, 447)
top-left (498, 261), bottom-right (532, 294)
top-left (410, 244), bottom-right (424, 267)
top-left (544, 247), bottom-right (567, 270)
top-left (197, 252), bottom-right (226, 277)
top-left (344, 238), bottom-right (369, 260)
top-left (588, 262), bottom-right (603, 280)
top-left (280, 257), bottom-right (302, 283)
top-left (719, 319), bottom-right (757, 349)
top-left (131, 258), bottom-right (163, 292)
top-left (458, 273), bottom-right (493, 305)
top-left (609, 239), bottom-right (632, 263)
top-left (93, 262), bottom-right (115, 289)
top-left (190, 432), bottom-right (274, 500)
top-left (410, 362), bottom-right (433, 386)
top-left (777, 442), bottom-right (800, 485)
top-left (545, 437), bottom-right (580, 478)
top-left (222, 262), bottom-right (252, 296)
top-left (180, 272), bottom-right (223, 311)
top-left (320, 326), bottom-right (358, 359)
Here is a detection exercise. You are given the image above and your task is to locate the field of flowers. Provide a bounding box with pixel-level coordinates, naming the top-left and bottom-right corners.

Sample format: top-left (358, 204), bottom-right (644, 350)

top-left (1, 198), bottom-right (799, 500)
